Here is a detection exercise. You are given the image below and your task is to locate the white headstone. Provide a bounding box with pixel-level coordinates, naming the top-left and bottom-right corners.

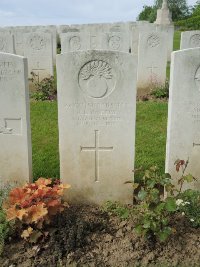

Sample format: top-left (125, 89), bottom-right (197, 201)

top-left (35, 26), bottom-right (57, 64)
top-left (102, 32), bottom-right (130, 52)
top-left (0, 34), bottom-right (14, 54)
top-left (131, 22), bottom-right (173, 61)
top-left (137, 31), bottom-right (167, 89)
top-left (23, 32), bottom-right (54, 81)
top-left (0, 53), bottom-right (32, 185)
top-left (60, 22), bottom-right (130, 53)
top-left (13, 30), bottom-right (24, 56)
top-left (57, 50), bottom-right (137, 204)
top-left (180, 31), bottom-right (200, 50)
top-left (166, 48), bottom-right (200, 190)
top-left (61, 32), bottom-right (87, 53)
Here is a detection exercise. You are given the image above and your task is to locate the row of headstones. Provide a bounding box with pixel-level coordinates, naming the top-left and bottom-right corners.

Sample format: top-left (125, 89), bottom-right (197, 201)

top-left (0, 46), bottom-right (200, 204)
top-left (0, 21), bottom-right (174, 88)
top-left (1, 23), bottom-right (200, 90)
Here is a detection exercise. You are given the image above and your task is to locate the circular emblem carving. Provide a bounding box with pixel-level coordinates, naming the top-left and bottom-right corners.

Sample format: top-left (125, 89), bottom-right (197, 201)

top-left (0, 37), bottom-right (5, 50)
top-left (109, 36), bottom-right (121, 50)
top-left (147, 34), bottom-right (160, 48)
top-left (195, 66), bottom-right (200, 91)
top-left (78, 60), bottom-right (116, 99)
top-left (190, 34), bottom-right (200, 47)
top-left (70, 36), bottom-right (81, 51)
top-left (29, 35), bottom-right (45, 50)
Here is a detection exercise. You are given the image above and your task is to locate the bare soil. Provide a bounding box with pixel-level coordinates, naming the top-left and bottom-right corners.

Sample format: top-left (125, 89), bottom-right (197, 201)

top-left (0, 205), bottom-right (200, 267)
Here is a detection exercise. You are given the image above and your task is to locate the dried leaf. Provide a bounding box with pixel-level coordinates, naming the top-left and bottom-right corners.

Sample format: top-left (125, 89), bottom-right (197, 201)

top-left (21, 227), bottom-right (33, 239)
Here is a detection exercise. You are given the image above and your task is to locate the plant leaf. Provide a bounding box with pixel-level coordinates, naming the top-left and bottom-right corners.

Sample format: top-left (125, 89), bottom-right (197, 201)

top-left (165, 197), bottom-right (177, 212)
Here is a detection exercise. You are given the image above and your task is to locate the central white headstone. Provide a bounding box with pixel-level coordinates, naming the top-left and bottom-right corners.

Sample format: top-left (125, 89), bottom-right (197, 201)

top-left (57, 50), bottom-right (137, 204)
top-left (166, 48), bottom-right (200, 190)
top-left (0, 53), bottom-right (32, 185)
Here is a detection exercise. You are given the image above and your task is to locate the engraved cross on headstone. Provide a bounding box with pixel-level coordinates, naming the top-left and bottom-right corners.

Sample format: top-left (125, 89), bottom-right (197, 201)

top-left (147, 65), bottom-right (158, 83)
top-left (80, 130), bottom-right (113, 182)
top-left (32, 62), bottom-right (45, 83)
top-left (193, 142), bottom-right (200, 147)
top-left (0, 119), bottom-right (12, 134)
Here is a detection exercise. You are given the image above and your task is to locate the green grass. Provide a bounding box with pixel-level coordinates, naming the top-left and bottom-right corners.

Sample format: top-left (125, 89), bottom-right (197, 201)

top-left (173, 31), bottom-right (181, 51)
top-left (135, 102), bottom-right (168, 179)
top-left (31, 101), bottom-right (59, 179)
top-left (31, 101), bottom-right (168, 180)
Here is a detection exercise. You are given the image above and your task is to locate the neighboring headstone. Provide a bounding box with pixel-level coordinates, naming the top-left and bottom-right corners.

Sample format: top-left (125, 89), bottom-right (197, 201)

top-left (61, 32), bottom-right (87, 53)
top-left (166, 48), bottom-right (200, 190)
top-left (157, 24), bottom-right (174, 61)
top-left (0, 34), bottom-right (15, 54)
top-left (13, 30), bottom-right (24, 56)
top-left (35, 25), bottom-right (57, 64)
top-left (180, 31), bottom-right (200, 50)
top-left (57, 50), bottom-right (137, 204)
top-left (23, 32), bottom-right (54, 81)
top-left (130, 21), bottom-right (174, 61)
top-left (137, 31), bottom-right (167, 89)
top-left (155, 0), bottom-right (173, 25)
top-left (60, 22), bottom-right (130, 53)
top-left (102, 32), bottom-right (130, 52)
top-left (0, 53), bottom-right (32, 185)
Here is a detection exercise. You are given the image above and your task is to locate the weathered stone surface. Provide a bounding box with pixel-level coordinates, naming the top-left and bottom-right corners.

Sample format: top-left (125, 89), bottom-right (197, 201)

top-left (0, 34), bottom-right (14, 54)
top-left (180, 31), bottom-right (200, 50)
top-left (57, 50), bottom-right (137, 204)
top-left (61, 32), bottom-right (87, 53)
top-left (23, 32), bottom-right (53, 81)
top-left (60, 22), bottom-right (130, 53)
top-left (137, 31), bottom-right (167, 89)
top-left (155, 0), bottom-right (173, 25)
top-left (166, 48), bottom-right (200, 190)
top-left (130, 22), bottom-right (174, 61)
top-left (0, 53), bottom-right (32, 185)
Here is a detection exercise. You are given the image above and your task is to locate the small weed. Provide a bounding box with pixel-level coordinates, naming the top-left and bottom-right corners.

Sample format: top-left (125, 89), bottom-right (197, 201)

top-left (150, 80), bottom-right (169, 99)
top-left (103, 201), bottom-right (130, 220)
top-left (0, 182), bottom-right (16, 255)
top-left (30, 72), bottom-right (57, 101)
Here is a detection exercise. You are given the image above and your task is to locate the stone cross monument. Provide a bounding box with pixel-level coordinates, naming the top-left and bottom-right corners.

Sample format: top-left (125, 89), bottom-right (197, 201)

top-left (155, 0), bottom-right (173, 25)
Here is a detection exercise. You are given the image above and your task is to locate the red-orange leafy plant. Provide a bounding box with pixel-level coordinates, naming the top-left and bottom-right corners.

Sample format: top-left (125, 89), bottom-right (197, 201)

top-left (3, 178), bottom-right (70, 243)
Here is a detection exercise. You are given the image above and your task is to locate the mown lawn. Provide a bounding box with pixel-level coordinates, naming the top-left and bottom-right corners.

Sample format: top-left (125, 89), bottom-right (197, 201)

top-left (173, 31), bottom-right (181, 51)
top-left (30, 101), bottom-right (168, 180)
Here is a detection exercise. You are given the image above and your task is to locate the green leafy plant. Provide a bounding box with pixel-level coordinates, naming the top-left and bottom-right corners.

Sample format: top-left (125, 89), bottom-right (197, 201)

top-left (130, 160), bottom-right (196, 242)
top-left (150, 80), bottom-right (169, 99)
top-left (30, 72), bottom-right (57, 101)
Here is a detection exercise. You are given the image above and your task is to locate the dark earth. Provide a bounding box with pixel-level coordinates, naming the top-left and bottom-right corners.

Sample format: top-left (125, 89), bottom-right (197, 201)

top-left (0, 205), bottom-right (200, 267)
